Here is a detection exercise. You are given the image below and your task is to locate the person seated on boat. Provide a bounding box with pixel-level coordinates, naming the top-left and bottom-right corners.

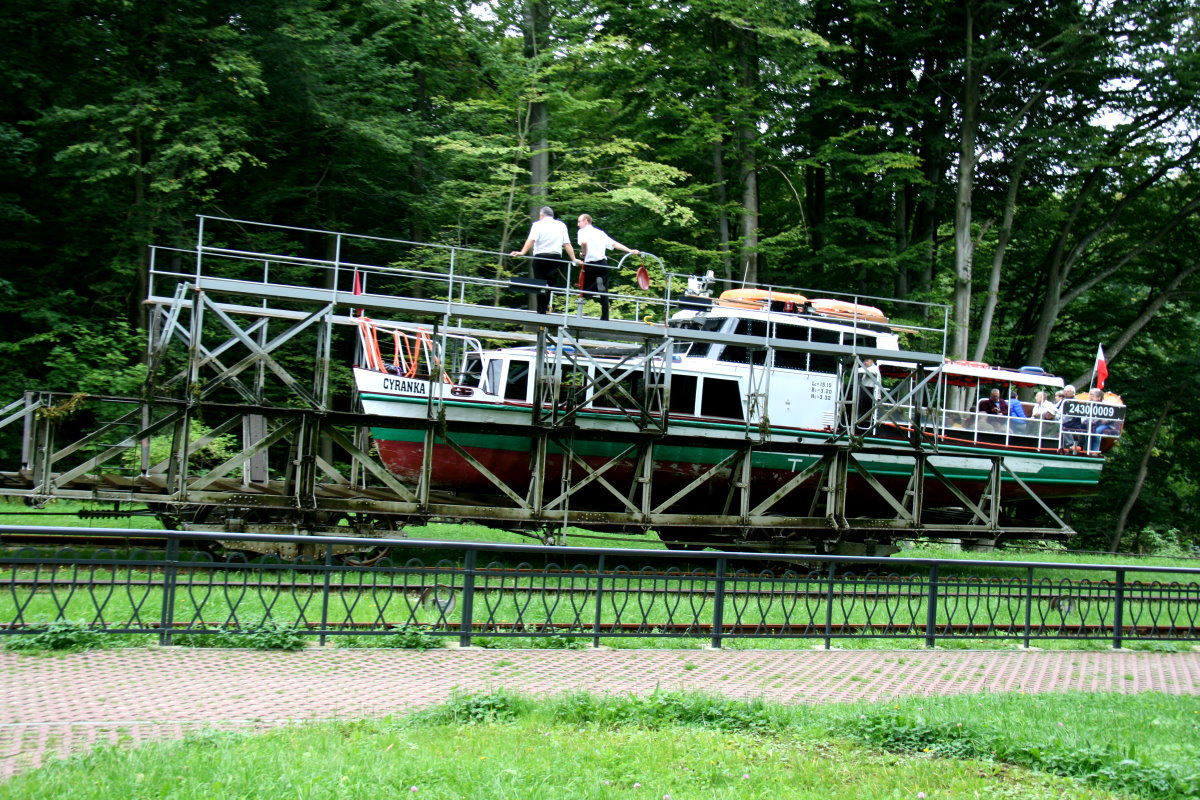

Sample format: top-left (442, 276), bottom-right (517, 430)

top-left (855, 358), bottom-right (882, 432)
top-left (1007, 389), bottom-right (1029, 435)
top-left (977, 388), bottom-right (1008, 416)
top-left (1058, 384), bottom-right (1086, 453)
top-left (1085, 387), bottom-right (1119, 453)
top-left (1028, 390), bottom-right (1059, 442)
top-left (975, 388), bottom-right (1008, 432)
top-left (1030, 390), bottom-right (1058, 420)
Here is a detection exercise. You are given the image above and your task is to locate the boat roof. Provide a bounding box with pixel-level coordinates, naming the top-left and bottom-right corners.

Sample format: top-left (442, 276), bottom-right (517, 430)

top-left (937, 362), bottom-right (1064, 389)
top-left (670, 307), bottom-right (896, 336)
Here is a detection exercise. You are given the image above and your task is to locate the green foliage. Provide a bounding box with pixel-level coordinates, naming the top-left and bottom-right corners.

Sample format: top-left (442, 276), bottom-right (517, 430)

top-left (2, 620), bottom-right (107, 653)
top-left (120, 418), bottom-right (238, 474)
top-left (340, 624), bottom-right (443, 651)
top-left (844, 710), bottom-right (989, 759)
top-left (417, 688), bottom-right (528, 724)
top-left (41, 320), bottom-right (147, 396)
top-left (533, 633), bottom-right (586, 649)
top-left (841, 699), bottom-right (1200, 799)
top-left (174, 619), bottom-right (305, 651)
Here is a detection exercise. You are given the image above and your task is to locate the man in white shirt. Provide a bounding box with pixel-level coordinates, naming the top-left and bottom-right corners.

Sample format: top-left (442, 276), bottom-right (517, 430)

top-left (510, 206), bottom-right (580, 315)
top-left (576, 213), bottom-right (639, 321)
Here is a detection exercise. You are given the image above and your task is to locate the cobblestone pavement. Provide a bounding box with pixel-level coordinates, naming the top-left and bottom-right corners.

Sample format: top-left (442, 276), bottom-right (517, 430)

top-left (2, 647), bottom-right (1198, 780)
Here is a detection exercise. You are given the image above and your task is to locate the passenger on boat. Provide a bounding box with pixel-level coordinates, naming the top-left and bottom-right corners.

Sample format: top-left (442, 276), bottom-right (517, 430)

top-left (510, 206), bottom-right (580, 315)
top-left (976, 388), bottom-right (1009, 432)
top-left (1030, 390), bottom-right (1059, 420)
top-left (577, 213), bottom-right (639, 322)
top-left (1059, 384), bottom-right (1086, 453)
top-left (1086, 387), bottom-right (1120, 453)
top-left (1007, 390), bottom-right (1029, 435)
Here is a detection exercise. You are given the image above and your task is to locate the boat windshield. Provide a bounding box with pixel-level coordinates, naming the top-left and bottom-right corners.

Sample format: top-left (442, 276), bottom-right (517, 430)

top-left (668, 316), bottom-right (730, 358)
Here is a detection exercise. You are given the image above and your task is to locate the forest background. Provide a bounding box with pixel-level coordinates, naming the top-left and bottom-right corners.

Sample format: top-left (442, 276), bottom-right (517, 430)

top-left (2, 0), bottom-right (1198, 553)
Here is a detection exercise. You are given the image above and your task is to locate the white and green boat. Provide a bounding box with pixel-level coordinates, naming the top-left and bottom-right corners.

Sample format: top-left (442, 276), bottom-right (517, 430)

top-left (352, 280), bottom-right (1125, 550)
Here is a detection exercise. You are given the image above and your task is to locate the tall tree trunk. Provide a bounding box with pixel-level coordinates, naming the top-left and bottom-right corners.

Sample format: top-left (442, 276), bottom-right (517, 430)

top-left (712, 140), bottom-right (733, 283)
top-left (805, 165), bottom-right (826, 254)
top-left (972, 149), bottom-right (1026, 361)
top-left (522, 1), bottom-right (549, 210)
top-left (951, 3), bottom-right (978, 360)
top-left (1110, 400), bottom-right (1173, 552)
top-left (736, 27), bottom-right (759, 285)
top-left (893, 187), bottom-right (909, 297)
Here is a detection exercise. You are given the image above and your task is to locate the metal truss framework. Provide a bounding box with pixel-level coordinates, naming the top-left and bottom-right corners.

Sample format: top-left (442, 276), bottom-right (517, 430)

top-left (0, 235), bottom-right (1072, 553)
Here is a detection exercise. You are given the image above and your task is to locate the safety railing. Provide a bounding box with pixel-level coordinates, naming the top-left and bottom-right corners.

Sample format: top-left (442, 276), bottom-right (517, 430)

top-left (143, 215), bottom-right (950, 344)
top-left (2, 527), bottom-right (1197, 649)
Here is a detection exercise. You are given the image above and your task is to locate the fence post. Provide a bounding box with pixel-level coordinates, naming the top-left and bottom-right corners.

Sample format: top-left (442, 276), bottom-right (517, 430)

top-left (823, 562), bottom-right (837, 650)
top-left (1112, 569), bottom-right (1126, 649)
top-left (592, 554), bottom-right (605, 648)
top-left (458, 548), bottom-right (477, 648)
top-left (1022, 566), bottom-right (1034, 649)
top-left (710, 557), bottom-right (727, 649)
top-left (924, 562), bottom-right (940, 648)
top-left (319, 544), bottom-right (334, 647)
top-left (158, 536), bottom-right (180, 646)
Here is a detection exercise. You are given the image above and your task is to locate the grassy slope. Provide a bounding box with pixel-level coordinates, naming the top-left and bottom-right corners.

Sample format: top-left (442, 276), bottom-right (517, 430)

top-left (3, 691), bottom-right (1196, 799)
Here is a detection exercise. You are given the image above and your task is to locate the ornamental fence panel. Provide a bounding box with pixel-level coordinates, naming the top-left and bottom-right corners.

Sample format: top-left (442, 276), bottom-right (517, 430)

top-left (1, 527), bottom-right (1197, 649)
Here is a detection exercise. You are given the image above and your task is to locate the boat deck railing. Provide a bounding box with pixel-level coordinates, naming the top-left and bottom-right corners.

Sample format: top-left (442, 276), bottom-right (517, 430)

top-left (874, 400), bottom-right (1121, 456)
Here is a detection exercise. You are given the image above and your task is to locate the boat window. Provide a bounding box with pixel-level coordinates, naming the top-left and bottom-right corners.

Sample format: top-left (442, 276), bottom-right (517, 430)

top-left (809, 328), bottom-right (840, 374)
top-left (700, 377), bottom-right (744, 420)
top-left (719, 319), bottom-right (768, 365)
top-left (845, 332), bottom-right (876, 351)
top-left (458, 354), bottom-right (483, 387)
top-left (670, 317), bottom-right (734, 359)
top-left (669, 374), bottom-right (698, 414)
top-left (559, 365), bottom-right (589, 405)
top-left (485, 360), bottom-right (502, 394)
top-left (772, 323), bottom-right (810, 370)
top-left (590, 370), bottom-right (665, 414)
top-left (504, 359), bottom-right (531, 401)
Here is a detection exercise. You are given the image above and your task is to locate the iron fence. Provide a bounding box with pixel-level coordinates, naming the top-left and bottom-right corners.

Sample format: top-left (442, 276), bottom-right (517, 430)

top-left (2, 526), bottom-right (1198, 649)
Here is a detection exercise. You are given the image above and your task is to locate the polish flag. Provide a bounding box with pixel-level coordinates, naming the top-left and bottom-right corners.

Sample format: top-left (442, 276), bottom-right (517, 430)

top-left (1093, 344), bottom-right (1108, 390)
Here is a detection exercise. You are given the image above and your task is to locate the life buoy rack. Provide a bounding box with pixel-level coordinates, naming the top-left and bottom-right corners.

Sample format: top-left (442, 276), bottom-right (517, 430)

top-left (808, 298), bottom-right (889, 324)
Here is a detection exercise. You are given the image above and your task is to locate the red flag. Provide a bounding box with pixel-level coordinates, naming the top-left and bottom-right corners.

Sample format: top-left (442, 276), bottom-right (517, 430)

top-left (1094, 344), bottom-right (1108, 390)
top-left (352, 270), bottom-right (364, 318)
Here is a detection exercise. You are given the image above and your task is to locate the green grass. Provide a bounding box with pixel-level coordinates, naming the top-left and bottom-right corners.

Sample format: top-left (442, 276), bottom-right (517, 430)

top-left (4, 690), bottom-right (1196, 798)
top-left (894, 542), bottom-right (1198, 573)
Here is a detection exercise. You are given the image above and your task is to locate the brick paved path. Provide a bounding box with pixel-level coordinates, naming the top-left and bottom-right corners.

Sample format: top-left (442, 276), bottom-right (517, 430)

top-left (2, 647), bottom-right (1198, 780)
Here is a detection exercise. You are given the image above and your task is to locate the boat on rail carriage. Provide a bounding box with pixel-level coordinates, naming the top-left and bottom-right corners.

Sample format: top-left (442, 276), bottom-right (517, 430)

top-left (351, 276), bottom-right (1126, 534)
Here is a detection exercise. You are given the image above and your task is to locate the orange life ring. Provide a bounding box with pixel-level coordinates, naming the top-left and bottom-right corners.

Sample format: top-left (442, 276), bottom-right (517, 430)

top-left (951, 360), bottom-right (989, 369)
top-left (717, 288), bottom-right (809, 310)
top-left (808, 298), bottom-right (889, 324)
